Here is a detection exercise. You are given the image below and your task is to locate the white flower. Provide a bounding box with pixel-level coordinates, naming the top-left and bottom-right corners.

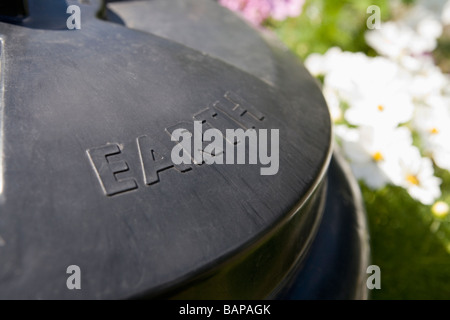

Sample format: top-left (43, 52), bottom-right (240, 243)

top-left (444, 0), bottom-right (450, 25)
top-left (306, 48), bottom-right (415, 128)
top-left (344, 90), bottom-right (414, 129)
top-left (413, 102), bottom-right (450, 137)
top-left (365, 0), bottom-right (445, 71)
top-left (304, 52), bottom-right (326, 77)
top-left (390, 147), bottom-right (441, 205)
top-left (366, 22), bottom-right (438, 61)
top-left (333, 56), bottom-right (414, 128)
top-left (409, 64), bottom-right (449, 105)
top-left (322, 86), bottom-right (342, 122)
top-left (366, 23), bottom-right (423, 59)
top-left (412, 0), bottom-right (450, 26)
top-left (403, 1), bottom-right (444, 38)
top-left (336, 125), bottom-right (413, 189)
top-left (304, 48), bottom-right (369, 123)
top-left (337, 125), bottom-right (441, 204)
top-left (322, 51), bottom-right (374, 99)
top-left (413, 101), bottom-right (450, 171)
top-left (432, 139), bottom-right (450, 172)
top-left (304, 47), bottom-right (352, 77)
top-left (304, 3), bottom-right (448, 205)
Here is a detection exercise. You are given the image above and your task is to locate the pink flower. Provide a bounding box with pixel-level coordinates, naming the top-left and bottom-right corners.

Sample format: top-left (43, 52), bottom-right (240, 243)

top-left (242, 0), bottom-right (273, 26)
top-left (219, 0), bottom-right (305, 26)
top-left (271, 0), bottom-right (305, 21)
top-left (219, 0), bottom-right (245, 12)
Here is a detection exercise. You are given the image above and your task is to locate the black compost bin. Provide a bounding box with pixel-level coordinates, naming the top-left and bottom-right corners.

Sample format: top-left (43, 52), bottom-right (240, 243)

top-left (0, 0), bottom-right (370, 299)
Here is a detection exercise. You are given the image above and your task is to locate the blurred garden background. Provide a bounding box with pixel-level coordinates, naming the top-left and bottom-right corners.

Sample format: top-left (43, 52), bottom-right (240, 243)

top-left (220, 0), bottom-right (450, 299)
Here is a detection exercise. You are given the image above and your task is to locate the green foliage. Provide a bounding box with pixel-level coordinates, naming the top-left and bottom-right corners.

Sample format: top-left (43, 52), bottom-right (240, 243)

top-left (435, 28), bottom-right (450, 73)
top-left (271, 0), bottom-right (390, 59)
top-left (363, 180), bottom-right (450, 299)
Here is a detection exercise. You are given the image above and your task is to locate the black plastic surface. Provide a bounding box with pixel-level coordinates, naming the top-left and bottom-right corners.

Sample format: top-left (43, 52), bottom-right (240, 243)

top-left (278, 154), bottom-right (370, 300)
top-left (0, 0), bottom-right (332, 299)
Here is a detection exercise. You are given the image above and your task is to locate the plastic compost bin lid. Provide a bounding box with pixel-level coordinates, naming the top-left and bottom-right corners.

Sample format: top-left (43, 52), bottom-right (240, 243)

top-left (0, 0), bottom-right (332, 299)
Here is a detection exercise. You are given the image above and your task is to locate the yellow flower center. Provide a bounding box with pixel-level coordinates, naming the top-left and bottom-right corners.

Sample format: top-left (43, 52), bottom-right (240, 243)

top-left (430, 127), bottom-right (439, 135)
top-left (377, 105), bottom-right (384, 112)
top-left (372, 152), bottom-right (384, 162)
top-left (406, 174), bottom-right (420, 186)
